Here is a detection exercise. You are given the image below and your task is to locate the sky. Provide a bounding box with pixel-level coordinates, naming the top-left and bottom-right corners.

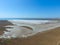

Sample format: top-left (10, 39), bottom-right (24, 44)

top-left (0, 0), bottom-right (60, 18)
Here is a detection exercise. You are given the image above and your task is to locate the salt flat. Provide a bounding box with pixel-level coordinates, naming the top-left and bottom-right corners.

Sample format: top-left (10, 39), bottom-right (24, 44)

top-left (2, 20), bottom-right (60, 38)
top-left (0, 20), bottom-right (60, 45)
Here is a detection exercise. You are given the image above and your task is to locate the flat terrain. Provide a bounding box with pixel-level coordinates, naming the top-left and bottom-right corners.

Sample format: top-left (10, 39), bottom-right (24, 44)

top-left (5, 27), bottom-right (60, 45)
top-left (0, 20), bottom-right (13, 35)
top-left (0, 27), bottom-right (60, 45)
top-left (0, 20), bottom-right (60, 45)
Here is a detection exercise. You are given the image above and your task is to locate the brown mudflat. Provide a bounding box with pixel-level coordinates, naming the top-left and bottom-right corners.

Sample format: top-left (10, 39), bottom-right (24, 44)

top-left (0, 20), bottom-right (60, 45)
top-left (0, 20), bottom-right (13, 35)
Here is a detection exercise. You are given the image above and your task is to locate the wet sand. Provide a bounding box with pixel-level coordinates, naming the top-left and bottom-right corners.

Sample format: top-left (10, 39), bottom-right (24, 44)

top-left (0, 20), bottom-right (60, 45)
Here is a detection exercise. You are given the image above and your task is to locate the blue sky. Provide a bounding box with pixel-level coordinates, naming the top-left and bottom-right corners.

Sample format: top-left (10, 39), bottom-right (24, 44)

top-left (0, 0), bottom-right (60, 18)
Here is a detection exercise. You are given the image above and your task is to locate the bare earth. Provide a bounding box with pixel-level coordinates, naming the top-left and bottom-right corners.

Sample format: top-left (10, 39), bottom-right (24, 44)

top-left (0, 27), bottom-right (60, 45)
top-left (0, 21), bottom-right (60, 45)
top-left (5, 27), bottom-right (60, 45)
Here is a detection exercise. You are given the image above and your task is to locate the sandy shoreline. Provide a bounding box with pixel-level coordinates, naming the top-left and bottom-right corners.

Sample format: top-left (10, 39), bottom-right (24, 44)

top-left (0, 20), bottom-right (60, 45)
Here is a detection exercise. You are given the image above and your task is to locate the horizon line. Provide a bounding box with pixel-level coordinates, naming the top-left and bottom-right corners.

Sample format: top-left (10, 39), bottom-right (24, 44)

top-left (0, 18), bottom-right (60, 20)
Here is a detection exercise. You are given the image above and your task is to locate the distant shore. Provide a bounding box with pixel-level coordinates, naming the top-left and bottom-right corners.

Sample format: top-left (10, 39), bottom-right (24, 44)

top-left (0, 18), bottom-right (60, 20)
